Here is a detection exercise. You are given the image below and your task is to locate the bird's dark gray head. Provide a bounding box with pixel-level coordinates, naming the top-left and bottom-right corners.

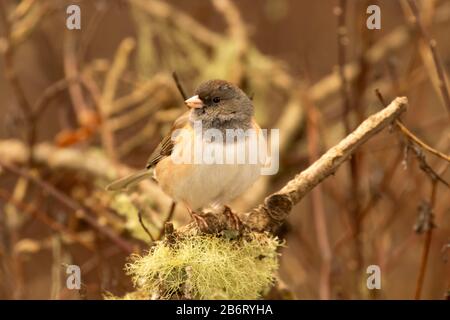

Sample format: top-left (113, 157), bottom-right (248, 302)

top-left (185, 79), bottom-right (253, 131)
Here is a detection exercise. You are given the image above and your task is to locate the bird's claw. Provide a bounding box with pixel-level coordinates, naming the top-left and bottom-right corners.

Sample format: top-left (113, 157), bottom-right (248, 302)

top-left (192, 212), bottom-right (209, 232)
top-left (223, 206), bottom-right (242, 231)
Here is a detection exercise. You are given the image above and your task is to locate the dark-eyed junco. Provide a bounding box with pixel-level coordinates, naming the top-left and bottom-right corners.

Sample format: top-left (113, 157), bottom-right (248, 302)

top-left (107, 79), bottom-right (266, 228)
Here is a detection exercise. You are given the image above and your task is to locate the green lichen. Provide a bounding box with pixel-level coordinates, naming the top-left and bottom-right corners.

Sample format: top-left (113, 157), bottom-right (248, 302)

top-left (125, 233), bottom-right (281, 300)
top-left (110, 193), bottom-right (157, 242)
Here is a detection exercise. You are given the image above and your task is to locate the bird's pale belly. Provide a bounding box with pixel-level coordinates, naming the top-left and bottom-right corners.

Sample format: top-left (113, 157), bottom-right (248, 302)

top-left (154, 139), bottom-right (263, 210)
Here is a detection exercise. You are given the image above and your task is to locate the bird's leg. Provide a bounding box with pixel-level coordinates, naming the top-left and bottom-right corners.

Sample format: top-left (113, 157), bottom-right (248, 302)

top-left (186, 205), bottom-right (209, 231)
top-left (223, 205), bottom-right (242, 231)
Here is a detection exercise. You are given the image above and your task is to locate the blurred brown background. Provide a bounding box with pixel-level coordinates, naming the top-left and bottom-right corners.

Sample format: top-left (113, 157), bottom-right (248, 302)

top-left (0, 0), bottom-right (449, 299)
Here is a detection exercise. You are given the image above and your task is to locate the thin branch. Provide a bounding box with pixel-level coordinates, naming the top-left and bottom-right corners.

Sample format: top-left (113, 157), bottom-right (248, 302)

top-left (0, 160), bottom-right (135, 254)
top-left (374, 90), bottom-right (445, 299)
top-left (110, 74), bottom-right (172, 115)
top-left (396, 122), bottom-right (450, 163)
top-left (117, 122), bottom-right (157, 157)
top-left (10, 0), bottom-right (52, 46)
top-left (100, 38), bottom-right (136, 160)
top-left (375, 89), bottom-right (450, 163)
top-left (172, 71), bottom-right (187, 100)
top-left (335, 0), bottom-right (363, 278)
top-left (63, 31), bottom-right (90, 123)
top-left (304, 93), bottom-right (332, 300)
top-left (102, 38), bottom-right (136, 115)
top-left (0, 189), bottom-right (95, 251)
top-left (33, 77), bottom-right (82, 117)
top-left (409, 144), bottom-right (449, 188)
top-left (9, 0), bottom-right (37, 21)
top-left (129, 0), bottom-right (222, 47)
top-left (414, 180), bottom-right (437, 299)
top-left (335, 0), bottom-right (351, 132)
top-left (333, 150), bottom-right (404, 252)
top-left (211, 0), bottom-right (248, 84)
top-left (0, 2), bottom-right (34, 163)
top-left (158, 202), bottom-right (176, 240)
top-left (138, 210), bottom-right (155, 242)
top-left (406, 0), bottom-right (450, 118)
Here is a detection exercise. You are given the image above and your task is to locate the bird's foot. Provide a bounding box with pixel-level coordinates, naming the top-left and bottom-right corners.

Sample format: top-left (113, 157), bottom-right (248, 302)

top-left (191, 212), bottom-right (209, 232)
top-left (185, 204), bottom-right (209, 232)
top-left (223, 206), bottom-right (242, 231)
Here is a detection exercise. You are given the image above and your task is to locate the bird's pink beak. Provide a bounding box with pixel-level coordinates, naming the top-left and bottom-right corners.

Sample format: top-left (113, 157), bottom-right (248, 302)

top-left (185, 95), bottom-right (204, 109)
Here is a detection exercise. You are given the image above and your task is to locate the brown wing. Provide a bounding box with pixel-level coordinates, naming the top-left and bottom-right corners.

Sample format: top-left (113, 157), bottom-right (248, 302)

top-left (146, 111), bottom-right (190, 168)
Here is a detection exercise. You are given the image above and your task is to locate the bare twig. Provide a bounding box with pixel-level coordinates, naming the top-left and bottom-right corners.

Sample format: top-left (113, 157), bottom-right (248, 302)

top-left (406, 0), bottom-right (450, 118)
top-left (157, 202), bottom-right (176, 240)
top-left (137, 210), bottom-right (155, 242)
top-left (117, 122), bottom-right (157, 157)
top-left (333, 150), bottom-right (404, 252)
top-left (100, 38), bottom-right (136, 160)
top-left (129, 0), bottom-right (222, 47)
top-left (414, 181), bottom-right (437, 299)
top-left (304, 92), bottom-right (332, 300)
top-left (335, 0), bottom-right (363, 281)
top-left (102, 38), bottom-right (136, 115)
top-left (0, 189), bottom-right (95, 251)
top-left (409, 144), bottom-right (449, 188)
top-left (396, 122), bottom-right (450, 163)
top-left (335, 0), bottom-right (351, 132)
top-left (375, 91), bottom-right (445, 299)
top-left (33, 77), bottom-right (82, 117)
top-left (212, 0), bottom-right (248, 84)
top-left (0, 2), bottom-right (35, 163)
top-left (111, 75), bottom-right (172, 115)
top-left (0, 160), bottom-right (135, 254)
top-left (10, 0), bottom-right (52, 46)
top-left (9, 0), bottom-right (36, 21)
top-left (77, 6), bottom-right (106, 64)
top-left (375, 89), bottom-right (450, 163)
top-left (172, 71), bottom-right (187, 100)
top-left (63, 31), bottom-right (90, 123)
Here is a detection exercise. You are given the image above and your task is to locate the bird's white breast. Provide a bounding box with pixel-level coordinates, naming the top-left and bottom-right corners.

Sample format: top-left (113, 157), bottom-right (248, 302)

top-left (156, 132), bottom-right (265, 211)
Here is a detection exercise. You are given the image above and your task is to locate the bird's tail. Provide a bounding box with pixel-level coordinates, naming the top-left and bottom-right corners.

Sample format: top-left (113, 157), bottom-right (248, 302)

top-left (105, 169), bottom-right (152, 191)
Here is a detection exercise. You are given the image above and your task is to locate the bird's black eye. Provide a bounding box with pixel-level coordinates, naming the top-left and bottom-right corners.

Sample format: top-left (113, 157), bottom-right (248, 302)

top-left (212, 97), bottom-right (220, 103)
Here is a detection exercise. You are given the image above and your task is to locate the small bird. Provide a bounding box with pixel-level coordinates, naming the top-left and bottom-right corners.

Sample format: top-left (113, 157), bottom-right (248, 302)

top-left (106, 79), bottom-right (265, 228)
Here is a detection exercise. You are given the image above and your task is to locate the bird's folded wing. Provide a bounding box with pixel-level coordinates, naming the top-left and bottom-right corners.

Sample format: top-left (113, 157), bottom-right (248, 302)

top-left (146, 111), bottom-right (190, 168)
